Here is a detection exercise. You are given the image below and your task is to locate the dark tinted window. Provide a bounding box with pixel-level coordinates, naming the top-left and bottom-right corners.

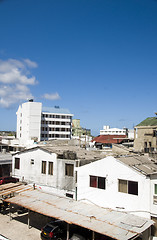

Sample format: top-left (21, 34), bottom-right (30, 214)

top-left (98, 177), bottom-right (106, 189)
top-left (128, 181), bottom-right (138, 195)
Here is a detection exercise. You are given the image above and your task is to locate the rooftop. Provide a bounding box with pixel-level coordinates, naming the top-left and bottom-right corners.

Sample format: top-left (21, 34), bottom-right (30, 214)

top-left (117, 154), bottom-right (157, 176)
top-left (42, 106), bottom-right (73, 115)
top-left (136, 117), bottom-right (157, 127)
top-left (92, 135), bottom-right (127, 144)
top-left (14, 140), bottom-right (107, 163)
top-left (39, 140), bottom-right (106, 162)
top-left (0, 183), bottom-right (153, 240)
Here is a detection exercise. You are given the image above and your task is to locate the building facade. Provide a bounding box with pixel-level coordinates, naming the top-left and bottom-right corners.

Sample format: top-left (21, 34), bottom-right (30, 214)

top-left (100, 125), bottom-right (127, 135)
top-left (12, 140), bottom-right (103, 198)
top-left (72, 119), bottom-right (91, 137)
top-left (76, 155), bottom-right (157, 238)
top-left (134, 115), bottom-right (157, 153)
top-left (16, 100), bottom-right (73, 145)
top-left (12, 147), bottom-right (76, 198)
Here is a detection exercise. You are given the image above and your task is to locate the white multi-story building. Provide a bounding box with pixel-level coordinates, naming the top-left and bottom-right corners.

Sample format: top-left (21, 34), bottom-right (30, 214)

top-left (16, 100), bottom-right (73, 145)
top-left (100, 125), bottom-right (126, 135)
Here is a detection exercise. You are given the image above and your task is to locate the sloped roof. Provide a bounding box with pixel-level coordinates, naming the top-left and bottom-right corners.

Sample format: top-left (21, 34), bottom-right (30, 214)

top-left (117, 155), bottom-right (157, 175)
top-left (12, 141), bottom-right (106, 161)
top-left (136, 117), bottom-right (157, 127)
top-left (92, 135), bottom-right (127, 144)
top-left (1, 184), bottom-right (153, 240)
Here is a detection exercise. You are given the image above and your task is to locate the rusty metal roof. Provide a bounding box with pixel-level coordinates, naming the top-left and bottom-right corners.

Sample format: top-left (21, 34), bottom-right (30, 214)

top-left (0, 184), bottom-right (153, 240)
top-left (0, 182), bottom-right (33, 199)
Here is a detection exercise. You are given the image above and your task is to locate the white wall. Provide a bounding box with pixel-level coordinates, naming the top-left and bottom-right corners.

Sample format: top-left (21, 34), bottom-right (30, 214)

top-left (12, 147), bottom-right (76, 197)
top-left (76, 156), bottom-right (151, 218)
top-left (16, 101), bottom-right (42, 145)
top-left (12, 148), bottom-right (57, 186)
top-left (100, 127), bottom-right (126, 135)
top-left (150, 175), bottom-right (157, 217)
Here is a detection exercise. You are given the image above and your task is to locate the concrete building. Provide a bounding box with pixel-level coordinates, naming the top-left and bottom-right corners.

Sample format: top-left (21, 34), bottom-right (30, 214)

top-left (100, 125), bottom-right (126, 135)
top-left (16, 100), bottom-right (73, 145)
top-left (134, 114), bottom-right (157, 153)
top-left (93, 126), bottom-right (134, 150)
top-left (12, 140), bottom-right (105, 198)
top-left (76, 154), bottom-right (157, 238)
top-left (11, 140), bottom-right (156, 239)
top-left (72, 119), bottom-right (92, 148)
top-left (72, 119), bottom-right (91, 137)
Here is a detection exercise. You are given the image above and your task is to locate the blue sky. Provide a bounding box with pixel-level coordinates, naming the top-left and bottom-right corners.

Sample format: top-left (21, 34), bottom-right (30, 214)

top-left (0, 0), bottom-right (157, 136)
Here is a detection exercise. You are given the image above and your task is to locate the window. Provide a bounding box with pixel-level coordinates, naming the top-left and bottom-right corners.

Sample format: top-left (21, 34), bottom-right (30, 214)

top-left (41, 161), bottom-right (46, 174)
top-left (48, 162), bottom-right (53, 175)
top-left (66, 193), bottom-right (73, 198)
top-left (153, 130), bottom-right (157, 137)
top-left (118, 179), bottom-right (138, 195)
top-left (90, 175), bottom-right (106, 190)
top-left (31, 159), bottom-right (34, 165)
top-left (90, 176), bottom-right (97, 188)
top-left (118, 179), bottom-right (127, 193)
top-left (65, 164), bottom-right (74, 176)
top-left (155, 184), bottom-right (157, 195)
top-left (15, 157), bottom-right (20, 169)
top-left (151, 216), bottom-right (157, 236)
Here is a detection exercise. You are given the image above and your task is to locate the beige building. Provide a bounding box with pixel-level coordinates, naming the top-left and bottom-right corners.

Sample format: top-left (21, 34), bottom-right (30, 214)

top-left (134, 114), bottom-right (157, 153)
top-left (72, 119), bottom-right (91, 137)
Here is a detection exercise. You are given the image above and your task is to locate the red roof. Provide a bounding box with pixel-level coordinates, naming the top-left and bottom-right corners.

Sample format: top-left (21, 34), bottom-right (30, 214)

top-left (92, 135), bottom-right (127, 144)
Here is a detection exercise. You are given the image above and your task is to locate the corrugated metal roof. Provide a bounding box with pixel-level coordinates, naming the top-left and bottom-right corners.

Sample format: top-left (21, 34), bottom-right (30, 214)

top-left (12, 143), bottom-right (105, 161)
top-left (0, 183), bottom-right (33, 199)
top-left (117, 155), bottom-right (157, 175)
top-left (1, 184), bottom-right (153, 240)
top-left (92, 135), bottom-right (127, 144)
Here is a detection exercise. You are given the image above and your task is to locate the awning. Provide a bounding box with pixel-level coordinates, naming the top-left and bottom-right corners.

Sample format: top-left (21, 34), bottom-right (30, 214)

top-left (0, 183), bottom-right (154, 240)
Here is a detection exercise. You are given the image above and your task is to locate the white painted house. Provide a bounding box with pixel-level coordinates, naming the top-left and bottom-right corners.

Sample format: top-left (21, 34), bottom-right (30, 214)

top-left (16, 100), bottom-right (73, 146)
top-left (12, 140), bottom-right (103, 199)
top-left (76, 155), bottom-right (157, 238)
top-left (12, 141), bottom-right (157, 239)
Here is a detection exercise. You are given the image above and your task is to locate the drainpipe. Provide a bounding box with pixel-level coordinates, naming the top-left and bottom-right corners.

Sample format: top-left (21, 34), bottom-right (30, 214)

top-left (28, 209), bottom-right (30, 229)
top-left (67, 223), bottom-right (69, 240)
top-left (75, 187), bottom-right (77, 201)
top-left (148, 227), bottom-right (151, 240)
top-left (92, 231), bottom-right (95, 240)
top-left (9, 203), bottom-right (12, 221)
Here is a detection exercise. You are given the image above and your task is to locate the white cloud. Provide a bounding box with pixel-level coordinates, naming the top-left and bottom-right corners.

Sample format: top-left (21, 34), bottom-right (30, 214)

top-left (23, 59), bottom-right (38, 68)
top-left (43, 92), bottom-right (61, 100)
top-left (0, 58), bottom-right (37, 108)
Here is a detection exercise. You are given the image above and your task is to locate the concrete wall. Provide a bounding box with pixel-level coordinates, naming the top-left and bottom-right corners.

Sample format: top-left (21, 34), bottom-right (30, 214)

top-left (12, 148), bottom-right (76, 197)
top-left (12, 148), bottom-right (56, 186)
top-left (16, 101), bottom-right (42, 145)
top-left (134, 127), bottom-right (157, 152)
top-left (76, 156), bottom-right (151, 219)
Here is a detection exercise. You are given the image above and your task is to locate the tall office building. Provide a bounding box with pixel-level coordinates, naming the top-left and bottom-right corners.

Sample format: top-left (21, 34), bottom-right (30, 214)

top-left (16, 100), bottom-right (73, 145)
